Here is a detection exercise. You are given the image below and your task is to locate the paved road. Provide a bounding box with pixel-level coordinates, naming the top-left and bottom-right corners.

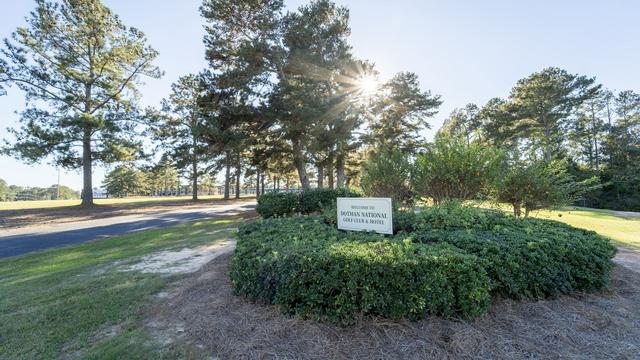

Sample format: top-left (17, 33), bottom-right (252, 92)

top-left (0, 201), bottom-right (256, 258)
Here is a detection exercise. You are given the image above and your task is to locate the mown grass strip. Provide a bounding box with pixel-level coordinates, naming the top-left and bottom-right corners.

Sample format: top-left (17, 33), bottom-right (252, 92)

top-left (0, 216), bottom-right (243, 359)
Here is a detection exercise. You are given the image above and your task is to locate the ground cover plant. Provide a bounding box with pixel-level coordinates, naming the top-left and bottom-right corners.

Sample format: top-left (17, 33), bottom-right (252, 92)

top-left (231, 203), bottom-right (617, 324)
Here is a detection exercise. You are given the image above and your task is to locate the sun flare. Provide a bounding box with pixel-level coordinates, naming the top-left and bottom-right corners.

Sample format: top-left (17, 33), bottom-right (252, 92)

top-left (356, 74), bottom-right (380, 97)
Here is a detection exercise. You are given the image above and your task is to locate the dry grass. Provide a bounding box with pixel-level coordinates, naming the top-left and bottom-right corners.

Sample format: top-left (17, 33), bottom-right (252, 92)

top-left (146, 253), bottom-right (640, 359)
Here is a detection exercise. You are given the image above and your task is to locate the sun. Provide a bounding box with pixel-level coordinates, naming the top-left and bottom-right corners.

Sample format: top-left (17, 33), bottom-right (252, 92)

top-left (356, 74), bottom-right (380, 97)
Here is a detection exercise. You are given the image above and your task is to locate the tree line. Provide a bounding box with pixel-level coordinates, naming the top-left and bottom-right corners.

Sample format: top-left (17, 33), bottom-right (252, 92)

top-left (438, 68), bottom-right (640, 211)
top-left (0, 178), bottom-right (79, 201)
top-left (1, 0), bottom-right (638, 211)
top-left (101, 155), bottom-right (221, 198)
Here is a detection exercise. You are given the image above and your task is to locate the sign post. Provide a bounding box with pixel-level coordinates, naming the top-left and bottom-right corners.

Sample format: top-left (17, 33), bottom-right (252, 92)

top-left (337, 197), bottom-right (393, 235)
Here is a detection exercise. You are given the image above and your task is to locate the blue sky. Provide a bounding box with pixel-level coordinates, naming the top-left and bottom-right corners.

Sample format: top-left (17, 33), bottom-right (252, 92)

top-left (1, 0), bottom-right (638, 190)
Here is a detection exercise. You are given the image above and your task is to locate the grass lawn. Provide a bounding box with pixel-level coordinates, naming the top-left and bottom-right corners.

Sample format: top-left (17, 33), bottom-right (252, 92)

top-left (0, 194), bottom-right (258, 211)
top-left (530, 206), bottom-right (640, 248)
top-left (0, 216), bottom-right (244, 359)
top-left (0, 202), bottom-right (636, 359)
top-left (478, 203), bottom-right (640, 249)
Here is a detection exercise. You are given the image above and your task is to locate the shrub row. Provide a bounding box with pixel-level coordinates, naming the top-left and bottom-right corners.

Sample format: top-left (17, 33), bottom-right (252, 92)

top-left (407, 204), bottom-right (617, 299)
top-left (231, 217), bottom-right (491, 324)
top-left (232, 204), bottom-right (616, 324)
top-left (256, 188), bottom-right (361, 218)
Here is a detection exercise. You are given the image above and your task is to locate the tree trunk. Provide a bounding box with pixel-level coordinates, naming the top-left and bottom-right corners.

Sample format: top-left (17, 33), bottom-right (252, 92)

top-left (192, 155), bottom-right (198, 201)
top-left (542, 115), bottom-right (552, 161)
top-left (317, 165), bottom-right (324, 188)
top-left (292, 140), bottom-right (310, 190)
top-left (224, 152), bottom-right (231, 200)
top-left (327, 167), bottom-right (334, 189)
top-left (256, 169), bottom-right (261, 199)
top-left (81, 128), bottom-right (93, 206)
top-left (336, 154), bottom-right (345, 188)
top-left (591, 103), bottom-right (600, 170)
top-left (261, 174), bottom-right (265, 195)
top-left (235, 154), bottom-right (241, 199)
top-left (587, 134), bottom-right (594, 169)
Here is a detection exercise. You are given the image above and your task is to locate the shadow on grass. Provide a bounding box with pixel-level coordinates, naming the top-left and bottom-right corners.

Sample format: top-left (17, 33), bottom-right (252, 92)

top-left (0, 216), bottom-right (244, 359)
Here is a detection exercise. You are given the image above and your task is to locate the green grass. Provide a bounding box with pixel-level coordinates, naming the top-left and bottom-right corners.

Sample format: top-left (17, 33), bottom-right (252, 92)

top-left (0, 201), bottom-right (636, 359)
top-left (479, 202), bottom-right (640, 248)
top-left (530, 207), bottom-right (640, 248)
top-left (0, 194), bottom-right (257, 211)
top-left (0, 216), bottom-right (244, 360)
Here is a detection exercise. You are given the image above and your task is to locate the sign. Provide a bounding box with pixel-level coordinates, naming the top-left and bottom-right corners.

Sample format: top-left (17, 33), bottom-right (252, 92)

top-left (337, 197), bottom-right (393, 235)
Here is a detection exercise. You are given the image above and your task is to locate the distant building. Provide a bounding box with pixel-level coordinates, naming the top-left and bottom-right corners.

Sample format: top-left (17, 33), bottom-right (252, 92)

top-left (93, 188), bottom-right (107, 199)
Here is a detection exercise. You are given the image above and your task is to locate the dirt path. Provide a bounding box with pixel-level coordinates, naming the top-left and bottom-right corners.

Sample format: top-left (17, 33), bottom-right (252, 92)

top-left (143, 251), bottom-right (640, 359)
top-left (612, 210), bottom-right (640, 219)
top-left (615, 246), bottom-right (640, 273)
top-left (125, 237), bottom-right (237, 274)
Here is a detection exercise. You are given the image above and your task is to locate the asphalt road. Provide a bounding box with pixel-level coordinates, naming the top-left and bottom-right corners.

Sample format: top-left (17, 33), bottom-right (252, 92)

top-left (0, 201), bottom-right (256, 258)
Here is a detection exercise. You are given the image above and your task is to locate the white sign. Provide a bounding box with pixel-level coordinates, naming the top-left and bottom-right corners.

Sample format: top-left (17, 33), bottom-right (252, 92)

top-left (337, 197), bottom-right (393, 235)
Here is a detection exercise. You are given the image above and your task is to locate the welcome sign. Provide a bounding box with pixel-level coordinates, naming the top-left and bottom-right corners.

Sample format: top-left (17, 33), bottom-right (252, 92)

top-left (337, 197), bottom-right (393, 234)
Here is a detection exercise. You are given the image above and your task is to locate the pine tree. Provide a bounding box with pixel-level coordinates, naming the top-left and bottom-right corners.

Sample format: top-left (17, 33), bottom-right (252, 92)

top-left (272, 0), bottom-right (353, 189)
top-left (152, 74), bottom-right (208, 200)
top-left (366, 72), bottom-right (442, 153)
top-left (508, 67), bottom-right (599, 160)
top-left (439, 103), bottom-right (481, 144)
top-left (0, 0), bottom-right (161, 205)
top-left (200, 0), bottom-right (282, 194)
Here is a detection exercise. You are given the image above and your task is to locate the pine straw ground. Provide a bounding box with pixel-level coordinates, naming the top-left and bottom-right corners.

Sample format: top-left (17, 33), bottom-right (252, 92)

top-left (143, 252), bottom-right (640, 360)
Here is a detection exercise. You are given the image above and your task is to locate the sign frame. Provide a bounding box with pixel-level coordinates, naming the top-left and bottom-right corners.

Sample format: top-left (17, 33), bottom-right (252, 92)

top-left (336, 197), bottom-right (393, 235)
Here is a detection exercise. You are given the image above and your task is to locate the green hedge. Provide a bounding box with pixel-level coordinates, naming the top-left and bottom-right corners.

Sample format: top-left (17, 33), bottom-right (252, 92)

top-left (256, 188), bottom-right (361, 218)
top-left (231, 217), bottom-right (491, 324)
top-left (231, 204), bottom-right (616, 324)
top-left (408, 204), bottom-right (617, 299)
top-left (255, 192), bottom-right (299, 218)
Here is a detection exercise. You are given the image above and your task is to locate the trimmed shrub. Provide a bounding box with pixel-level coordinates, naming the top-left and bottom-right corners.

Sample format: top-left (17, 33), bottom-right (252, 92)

top-left (231, 217), bottom-right (491, 324)
top-left (255, 192), bottom-right (299, 218)
top-left (232, 204), bottom-right (616, 324)
top-left (410, 204), bottom-right (617, 299)
top-left (298, 188), bottom-right (361, 214)
top-left (256, 188), bottom-right (361, 218)
top-left (391, 210), bottom-right (418, 233)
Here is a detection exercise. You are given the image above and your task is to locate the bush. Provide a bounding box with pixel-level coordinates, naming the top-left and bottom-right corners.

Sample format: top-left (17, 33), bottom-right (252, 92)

top-left (413, 135), bottom-right (504, 204)
top-left (255, 192), bottom-right (299, 218)
top-left (410, 204), bottom-right (617, 299)
top-left (232, 204), bottom-right (616, 324)
top-left (360, 148), bottom-right (415, 207)
top-left (391, 210), bottom-right (418, 233)
top-left (298, 188), bottom-right (361, 214)
top-left (256, 188), bottom-right (361, 218)
top-left (324, 207), bottom-right (418, 234)
top-left (494, 159), bottom-right (600, 217)
top-left (231, 217), bottom-right (491, 324)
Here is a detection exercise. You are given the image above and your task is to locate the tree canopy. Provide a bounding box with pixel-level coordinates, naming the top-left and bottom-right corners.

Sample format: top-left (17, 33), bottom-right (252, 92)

top-left (0, 0), bottom-right (161, 205)
top-left (1, 1), bottom-right (638, 214)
